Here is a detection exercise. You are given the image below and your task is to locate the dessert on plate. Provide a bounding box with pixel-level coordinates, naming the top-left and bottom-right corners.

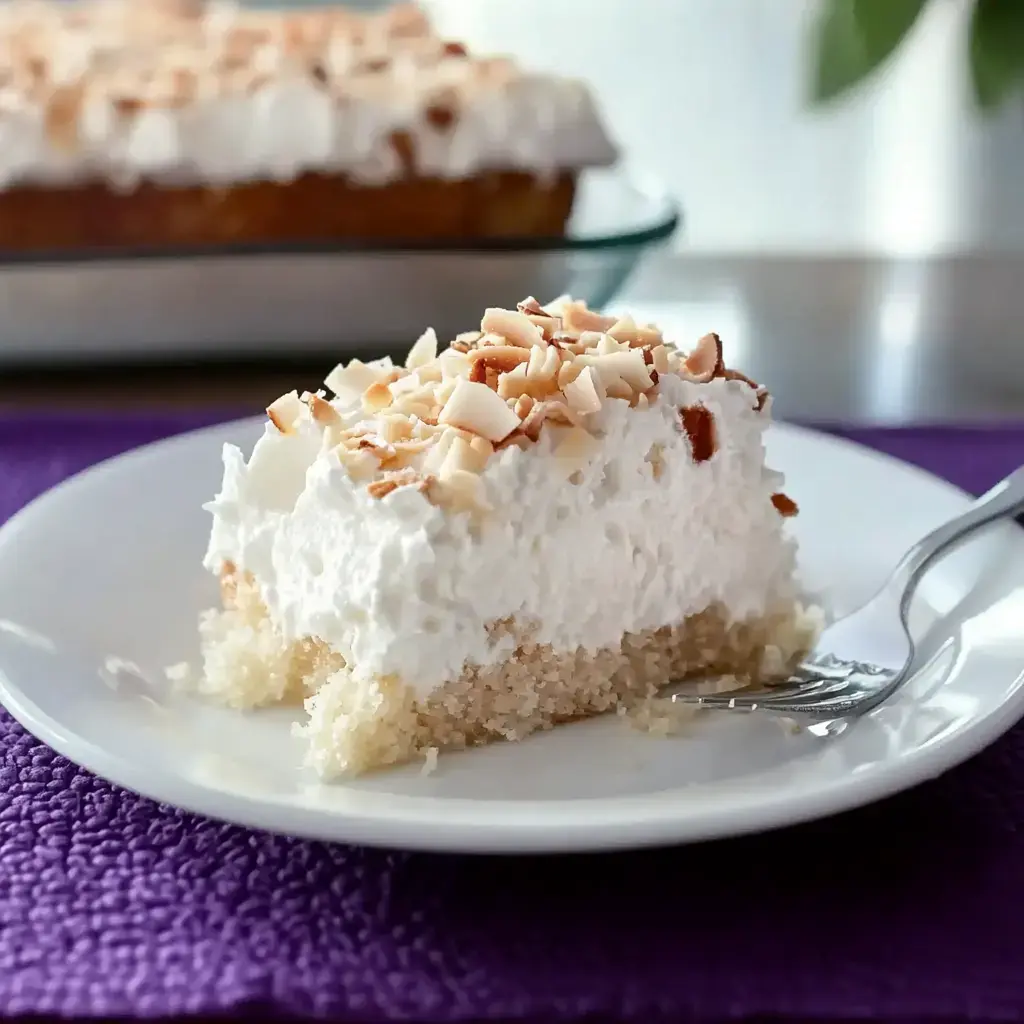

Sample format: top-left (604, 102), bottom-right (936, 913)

top-left (0, 0), bottom-right (616, 250)
top-left (194, 297), bottom-right (817, 778)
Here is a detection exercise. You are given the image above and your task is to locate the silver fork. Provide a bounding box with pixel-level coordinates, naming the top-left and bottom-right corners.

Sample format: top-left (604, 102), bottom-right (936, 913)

top-left (668, 465), bottom-right (1024, 720)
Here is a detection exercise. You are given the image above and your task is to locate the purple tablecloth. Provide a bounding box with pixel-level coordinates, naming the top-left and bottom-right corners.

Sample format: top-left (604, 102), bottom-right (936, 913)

top-left (2, 412), bottom-right (1024, 1023)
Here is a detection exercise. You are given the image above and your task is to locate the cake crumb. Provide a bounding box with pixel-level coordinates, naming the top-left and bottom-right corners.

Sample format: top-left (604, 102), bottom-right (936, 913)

top-left (420, 746), bottom-right (440, 775)
top-left (628, 697), bottom-right (701, 736)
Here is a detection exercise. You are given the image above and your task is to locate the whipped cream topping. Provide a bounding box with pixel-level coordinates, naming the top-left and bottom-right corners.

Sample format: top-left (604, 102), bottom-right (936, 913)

top-left (204, 300), bottom-right (800, 698)
top-left (0, 0), bottom-right (616, 189)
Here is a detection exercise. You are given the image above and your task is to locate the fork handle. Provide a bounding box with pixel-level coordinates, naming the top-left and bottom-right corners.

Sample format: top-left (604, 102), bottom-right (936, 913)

top-left (892, 465), bottom-right (1024, 616)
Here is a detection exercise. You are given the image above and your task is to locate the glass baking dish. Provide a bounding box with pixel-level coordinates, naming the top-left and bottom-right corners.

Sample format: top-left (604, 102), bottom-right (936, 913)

top-left (0, 167), bottom-right (679, 365)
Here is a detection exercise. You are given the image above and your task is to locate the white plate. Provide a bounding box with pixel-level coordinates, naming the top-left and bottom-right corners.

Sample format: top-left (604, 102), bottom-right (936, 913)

top-left (0, 419), bottom-right (1022, 854)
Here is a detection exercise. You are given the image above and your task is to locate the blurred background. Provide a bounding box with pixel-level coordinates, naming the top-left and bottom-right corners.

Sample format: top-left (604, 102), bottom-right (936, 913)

top-left (433, 0), bottom-right (1024, 255)
top-left (4, 0), bottom-right (1024, 422)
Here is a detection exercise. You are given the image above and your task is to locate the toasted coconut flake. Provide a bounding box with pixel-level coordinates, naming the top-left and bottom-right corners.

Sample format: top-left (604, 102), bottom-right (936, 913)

top-left (480, 307), bottom-right (544, 349)
top-left (563, 365), bottom-right (604, 415)
top-left (561, 302), bottom-right (617, 338)
top-left (467, 345), bottom-right (531, 379)
top-left (586, 350), bottom-right (653, 392)
top-left (477, 332), bottom-right (509, 347)
top-left (518, 300), bottom-right (562, 338)
top-left (362, 380), bottom-right (394, 413)
top-left (578, 330), bottom-right (608, 350)
top-left (336, 447), bottom-right (379, 481)
top-left (391, 436), bottom-right (435, 456)
top-left (513, 394), bottom-right (535, 420)
top-left (366, 478), bottom-right (401, 500)
top-left (325, 357), bottom-right (393, 402)
top-left (406, 327), bottom-right (438, 369)
top-left (377, 414), bottom-right (414, 443)
top-left (438, 378), bottom-right (520, 443)
top-left (438, 350), bottom-right (472, 380)
top-left (605, 379), bottom-right (634, 401)
top-left (723, 367), bottom-right (770, 412)
top-left (266, 390), bottom-right (304, 434)
top-left (494, 430), bottom-right (532, 452)
top-left (650, 344), bottom-right (671, 374)
top-left (682, 332), bottom-right (724, 382)
top-left (679, 404), bottom-right (717, 463)
top-left (518, 404), bottom-right (548, 442)
top-left (422, 427), bottom-right (457, 472)
top-left (496, 363), bottom-right (526, 390)
top-left (469, 435), bottom-right (494, 458)
top-left (606, 313), bottom-right (638, 343)
top-left (540, 345), bottom-right (561, 380)
top-left (403, 401), bottom-right (437, 422)
top-left (390, 372), bottom-right (425, 398)
top-left (722, 367), bottom-right (760, 389)
top-left (496, 362), bottom-right (553, 401)
top-left (388, 396), bottom-right (426, 421)
top-left (357, 434), bottom-right (397, 459)
top-left (526, 314), bottom-right (561, 339)
top-left (557, 359), bottom-right (584, 389)
top-left (595, 332), bottom-right (631, 356)
top-left (519, 400), bottom-right (584, 442)
top-left (608, 315), bottom-right (664, 347)
top-left (305, 392), bottom-right (341, 426)
top-left (440, 435), bottom-right (490, 477)
top-left (432, 378), bottom-right (459, 407)
top-left (411, 417), bottom-right (446, 440)
top-left (526, 344), bottom-right (545, 379)
top-left (366, 469), bottom-right (425, 500)
top-left (771, 492), bottom-right (799, 517)
top-left (517, 296), bottom-right (547, 316)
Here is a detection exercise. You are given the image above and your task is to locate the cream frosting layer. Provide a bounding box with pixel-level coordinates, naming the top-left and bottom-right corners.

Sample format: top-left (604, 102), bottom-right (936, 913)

top-left (204, 372), bottom-right (799, 699)
top-left (0, 0), bottom-right (616, 189)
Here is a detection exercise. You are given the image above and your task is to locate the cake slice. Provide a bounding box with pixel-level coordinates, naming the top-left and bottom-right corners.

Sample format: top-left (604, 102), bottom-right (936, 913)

top-left (196, 298), bottom-right (816, 777)
top-left (0, 0), bottom-right (616, 250)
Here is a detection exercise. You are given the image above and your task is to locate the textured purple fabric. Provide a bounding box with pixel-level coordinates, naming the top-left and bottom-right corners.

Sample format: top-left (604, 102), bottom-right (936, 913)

top-left (1, 411), bottom-right (1023, 1023)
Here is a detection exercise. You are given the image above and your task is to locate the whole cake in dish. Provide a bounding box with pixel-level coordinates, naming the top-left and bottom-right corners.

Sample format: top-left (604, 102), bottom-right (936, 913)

top-left (194, 297), bottom-right (817, 778)
top-left (0, 0), bottom-right (616, 250)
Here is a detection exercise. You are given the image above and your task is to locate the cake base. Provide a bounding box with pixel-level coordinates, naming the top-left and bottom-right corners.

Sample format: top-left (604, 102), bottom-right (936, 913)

top-left (0, 170), bottom-right (576, 252)
top-left (194, 570), bottom-right (818, 778)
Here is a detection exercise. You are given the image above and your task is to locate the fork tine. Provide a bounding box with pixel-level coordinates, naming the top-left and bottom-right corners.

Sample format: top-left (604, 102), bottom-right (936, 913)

top-left (698, 687), bottom-right (871, 716)
top-left (694, 679), bottom-right (862, 712)
top-left (754, 677), bottom-right (861, 704)
top-left (681, 675), bottom-right (856, 709)
top-left (754, 693), bottom-right (869, 716)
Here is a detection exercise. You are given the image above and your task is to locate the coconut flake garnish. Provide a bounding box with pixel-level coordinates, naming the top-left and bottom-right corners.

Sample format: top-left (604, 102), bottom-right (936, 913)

top-left (266, 297), bottom-right (763, 512)
top-left (439, 378), bottom-right (520, 443)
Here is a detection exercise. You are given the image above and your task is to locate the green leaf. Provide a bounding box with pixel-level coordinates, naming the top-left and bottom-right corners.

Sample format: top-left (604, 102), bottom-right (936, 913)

top-left (969, 0), bottom-right (1024, 112)
top-left (810, 0), bottom-right (930, 104)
